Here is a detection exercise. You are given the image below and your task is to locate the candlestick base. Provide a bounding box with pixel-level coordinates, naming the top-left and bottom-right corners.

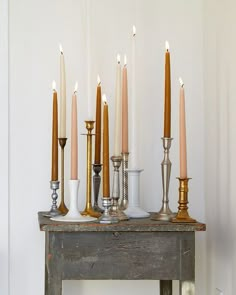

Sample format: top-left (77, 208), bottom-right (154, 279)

top-left (119, 152), bottom-right (129, 211)
top-left (152, 137), bottom-right (175, 222)
top-left (99, 197), bottom-right (119, 224)
top-left (51, 179), bottom-right (97, 222)
top-left (42, 181), bottom-right (61, 218)
top-left (171, 178), bottom-right (196, 223)
top-left (92, 163), bottom-right (104, 213)
top-left (124, 169), bottom-right (150, 218)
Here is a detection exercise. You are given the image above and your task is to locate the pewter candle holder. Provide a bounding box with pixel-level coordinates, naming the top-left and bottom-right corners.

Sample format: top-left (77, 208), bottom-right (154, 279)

top-left (58, 138), bottom-right (68, 215)
top-left (99, 197), bottom-right (119, 224)
top-left (110, 155), bottom-right (129, 221)
top-left (119, 152), bottom-right (129, 210)
top-left (152, 137), bottom-right (176, 221)
top-left (43, 180), bottom-right (60, 217)
top-left (92, 164), bottom-right (104, 213)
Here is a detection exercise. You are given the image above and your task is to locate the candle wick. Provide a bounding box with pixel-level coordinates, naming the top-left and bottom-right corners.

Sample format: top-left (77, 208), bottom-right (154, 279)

top-left (181, 84), bottom-right (184, 88)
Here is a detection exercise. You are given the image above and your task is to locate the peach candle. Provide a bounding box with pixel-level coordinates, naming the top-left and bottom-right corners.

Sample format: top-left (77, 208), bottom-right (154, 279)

top-left (103, 95), bottom-right (110, 198)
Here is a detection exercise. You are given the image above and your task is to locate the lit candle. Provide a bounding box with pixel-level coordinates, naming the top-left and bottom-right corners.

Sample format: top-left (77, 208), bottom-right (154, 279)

top-left (179, 78), bottom-right (187, 179)
top-left (103, 95), bottom-right (110, 197)
top-left (114, 54), bottom-right (122, 156)
top-left (94, 75), bottom-right (102, 164)
top-left (51, 81), bottom-right (58, 181)
top-left (71, 82), bottom-right (78, 180)
top-left (129, 25), bottom-right (137, 168)
top-left (122, 55), bottom-right (128, 153)
top-left (59, 44), bottom-right (66, 138)
top-left (164, 41), bottom-right (171, 138)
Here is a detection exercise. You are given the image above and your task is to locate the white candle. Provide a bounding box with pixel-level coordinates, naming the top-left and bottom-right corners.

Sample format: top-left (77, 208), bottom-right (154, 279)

top-left (114, 54), bottom-right (122, 156)
top-left (59, 44), bottom-right (66, 138)
top-left (179, 77), bottom-right (187, 179)
top-left (129, 25), bottom-right (137, 168)
top-left (86, 0), bottom-right (92, 120)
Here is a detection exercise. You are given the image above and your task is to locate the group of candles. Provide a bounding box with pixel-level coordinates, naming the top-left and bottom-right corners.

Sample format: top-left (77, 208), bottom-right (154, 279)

top-left (50, 27), bottom-right (189, 202)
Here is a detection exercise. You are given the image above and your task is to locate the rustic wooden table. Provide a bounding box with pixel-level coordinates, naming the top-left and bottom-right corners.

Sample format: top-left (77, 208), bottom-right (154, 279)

top-left (38, 212), bottom-right (206, 295)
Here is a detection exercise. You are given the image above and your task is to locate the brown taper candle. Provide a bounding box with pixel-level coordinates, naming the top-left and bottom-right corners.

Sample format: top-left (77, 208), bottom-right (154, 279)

top-left (51, 84), bottom-right (58, 181)
top-left (164, 42), bottom-right (171, 138)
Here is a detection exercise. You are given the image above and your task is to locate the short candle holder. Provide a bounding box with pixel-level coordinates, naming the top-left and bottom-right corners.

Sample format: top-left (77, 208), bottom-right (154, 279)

top-left (92, 163), bottom-right (104, 213)
top-left (99, 197), bottom-right (119, 224)
top-left (171, 178), bottom-right (196, 223)
top-left (81, 121), bottom-right (101, 218)
top-left (51, 179), bottom-right (97, 222)
top-left (119, 152), bottom-right (129, 210)
top-left (42, 180), bottom-right (61, 217)
top-left (58, 138), bottom-right (69, 215)
top-left (124, 168), bottom-right (150, 218)
top-left (152, 137), bottom-right (176, 221)
top-left (110, 155), bottom-right (129, 221)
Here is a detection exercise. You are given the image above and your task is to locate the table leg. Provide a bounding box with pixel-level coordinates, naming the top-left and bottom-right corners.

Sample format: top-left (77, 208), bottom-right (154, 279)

top-left (160, 280), bottom-right (172, 295)
top-left (45, 275), bottom-right (62, 295)
top-left (179, 280), bottom-right (195, 295)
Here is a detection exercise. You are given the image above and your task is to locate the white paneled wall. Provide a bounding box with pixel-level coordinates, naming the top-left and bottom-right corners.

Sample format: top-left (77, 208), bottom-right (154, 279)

top-left (2, 0), bottom-right (207, 294)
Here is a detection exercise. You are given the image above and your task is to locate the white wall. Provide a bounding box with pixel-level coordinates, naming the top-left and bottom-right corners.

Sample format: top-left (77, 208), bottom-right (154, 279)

top-left (6, 0), bottom-right (205, 294)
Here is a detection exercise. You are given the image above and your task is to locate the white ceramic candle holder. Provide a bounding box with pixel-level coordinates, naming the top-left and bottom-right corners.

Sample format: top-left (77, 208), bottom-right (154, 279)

top-left (51, 179), bottom-right (97, 222)
top-left (124, 169), bottom-right (150, 218)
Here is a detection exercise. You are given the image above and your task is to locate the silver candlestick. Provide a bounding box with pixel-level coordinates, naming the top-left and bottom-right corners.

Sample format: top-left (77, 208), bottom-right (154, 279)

top-left (99, 197), bottom-right (118, 224)
top-left (110, 155), bottom-right (129, 221)
top-left (119, 152), bottom-right (129, 210)
top-left (43, 181), bottom-right (60, 217)
top-left (152, 137), bottom-right (175, 221)
top-left (92, 164), bottom-right (104, 213)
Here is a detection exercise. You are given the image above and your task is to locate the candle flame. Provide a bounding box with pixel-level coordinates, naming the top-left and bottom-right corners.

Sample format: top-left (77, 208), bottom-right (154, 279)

top-left (165, 41), bottom-right (170, 51)
top-left (59, 43), bottom-right (63, 54)
top-left (52, 80), bottom-right (56, 91)
top-left (117, 54), bottom-right (121, 64)
top-left (74, 82), bottom-right (78, 93)
top-left (179, 77), bottom-right (184, 87)
top-left (97, 75), bottom-right (101, 85)
top-left (133, 25), bottom-right (136, 36)
top-left (102, 94), bottom-right (107, 104)
top-left (124, 55), bottom-right (127, 66)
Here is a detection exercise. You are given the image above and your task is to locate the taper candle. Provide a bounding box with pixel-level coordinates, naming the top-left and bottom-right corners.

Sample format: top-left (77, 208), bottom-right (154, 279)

top-left (164, 41), bottom-right (171, 138)
top-left (179, 78), bottom-right (187, 179)
top-left (59, 44), bottom-right (66, 138)
top-left (122, 55), bottom-right (128, 153)
top-left (86, 0), bottom-right (92, 120)
top-left (114, 54), bottom-right (122, 156)
top-left (51, 81), bottom-right (58, 181)
top-left (103, 94), bottom-right (110, 197)
top-left (94, 75), bottom-right (102, 164)
top-left (71, 82), bottom-right (78, 180)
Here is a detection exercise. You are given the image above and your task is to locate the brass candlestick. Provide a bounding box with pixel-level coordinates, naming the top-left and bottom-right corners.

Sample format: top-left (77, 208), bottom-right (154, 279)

top-left (93, 163), bottom-right (104, 213)
top-left (58, 138), bottom-right (68, 214)
top-left (119, 152), bottom-right (129, 210)
top-left (172, 178), bottom-right (196, 223)
top-left (81, 121), bottom-right (101, 218)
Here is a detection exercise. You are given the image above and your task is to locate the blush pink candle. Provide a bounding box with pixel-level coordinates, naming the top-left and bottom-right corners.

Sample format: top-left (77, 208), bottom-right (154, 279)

top-left (71, 83), bottom-right (78, 180)
top-left (179, 78), bottom-right (187, 179)
top-left (122, 55), bottom-right (128, 153)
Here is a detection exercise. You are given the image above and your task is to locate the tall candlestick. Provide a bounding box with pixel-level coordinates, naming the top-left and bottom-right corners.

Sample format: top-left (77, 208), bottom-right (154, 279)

top-left (164, 41), bottom-right (171, 138)
top-left (71, 82), bottom-right (78, 180)
top-left (114, 54), bottom-right (121, 156)
top-left (94, 75), bottom-right (102, 164)
top-left (51, 81), bottom-right (58, 181)
top-left (59, 44), bottom-right (66, 138)
top-left (122, 55), bottom-right (128, 153)
top-left (103, 95), bottom-right (110, 198)
top-left (130, 25), bottom-right (137, 168)
top-left (179, 78), bottom-right (187, 179)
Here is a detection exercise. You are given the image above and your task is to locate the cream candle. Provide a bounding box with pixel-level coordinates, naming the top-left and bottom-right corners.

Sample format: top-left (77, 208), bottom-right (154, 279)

top-left (86, 0), bottom-right (92, 120)
top-left (59, 44), bottom-right (66, 138)
top-left (114, 54), bottom-right (121, 156)
top-left (179, 78), bottom-right (187, 179)
top-left (122, 55), bottom-right (128, 153)
top-left (71, 82), bottom-right (78, 180)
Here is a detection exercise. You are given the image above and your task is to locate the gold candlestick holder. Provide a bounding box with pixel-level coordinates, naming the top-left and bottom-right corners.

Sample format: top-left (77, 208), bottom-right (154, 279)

top-left (81, 121), bottom-right (101, 218)
top-left (171, 178), bottom-right (196, 223)
top-left (58, 138), bottom-right (68, 215)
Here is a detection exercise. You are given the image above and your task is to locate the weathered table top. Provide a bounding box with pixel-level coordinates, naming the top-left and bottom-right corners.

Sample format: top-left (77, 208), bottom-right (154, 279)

top-left (38, 212), bottom-right (206, 232)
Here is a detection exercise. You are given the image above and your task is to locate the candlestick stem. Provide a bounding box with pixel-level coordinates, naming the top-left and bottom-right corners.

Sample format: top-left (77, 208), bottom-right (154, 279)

top-left (92, 164), bottom-right (104, 213)
top-left (82, 121), bottom-right (101, 218)
top-left (152, 137), bottom-right (175, 221)
top-left (171, 178), bottom-right (196, 223)
top-left (58, 138), bottom-right (68, 214)
top-left (119, 152), bottom-right (129, 210)
top-left (110, 155), bottom-right (129, 221)
top-left (42, 181), bottom-right (60, 217)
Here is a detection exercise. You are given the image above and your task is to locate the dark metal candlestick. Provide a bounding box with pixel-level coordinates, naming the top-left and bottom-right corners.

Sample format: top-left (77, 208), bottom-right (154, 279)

top-left (58, 138), bottom-right (68, 215)
top-left (92, 164), bottom-right (104, 213)
top-left (42, 180), bottom-right (60, 217)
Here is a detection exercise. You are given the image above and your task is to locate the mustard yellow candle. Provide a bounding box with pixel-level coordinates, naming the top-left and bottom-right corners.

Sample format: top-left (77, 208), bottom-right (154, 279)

top-left (94, 76), bottom-right (102, 164)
